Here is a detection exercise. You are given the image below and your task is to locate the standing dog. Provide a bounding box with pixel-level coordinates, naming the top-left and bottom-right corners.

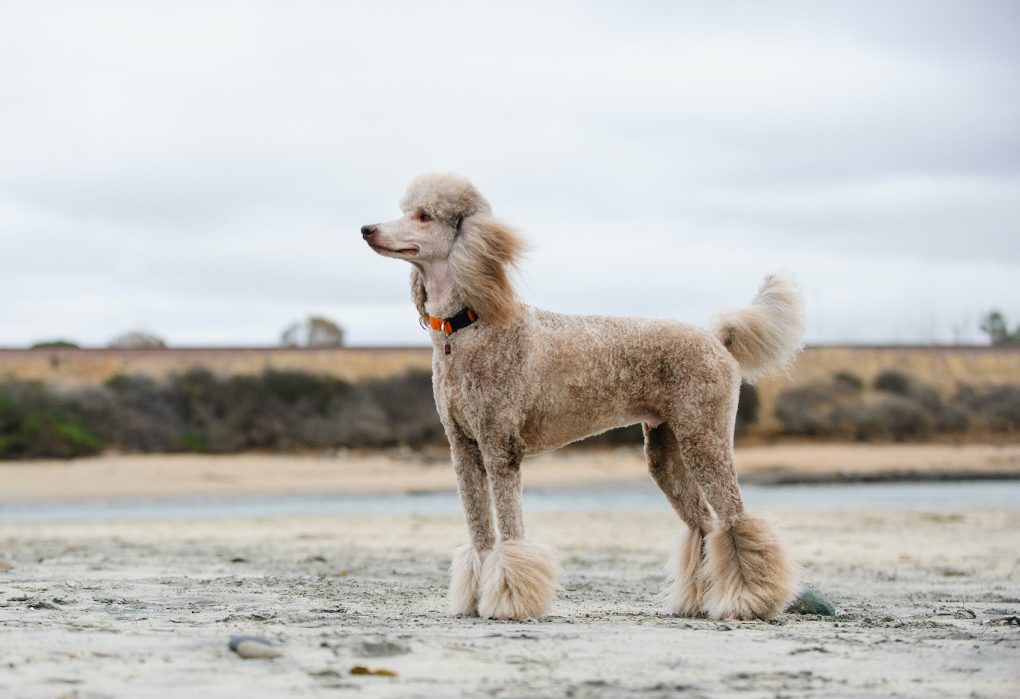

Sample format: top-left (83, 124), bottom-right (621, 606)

top-left (362, 173), bottom-right (803, 621)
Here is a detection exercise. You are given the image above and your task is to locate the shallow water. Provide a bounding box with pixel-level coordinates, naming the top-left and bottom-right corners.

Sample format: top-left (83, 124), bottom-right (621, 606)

top-left (1, 479), bottom-right (1017, 524)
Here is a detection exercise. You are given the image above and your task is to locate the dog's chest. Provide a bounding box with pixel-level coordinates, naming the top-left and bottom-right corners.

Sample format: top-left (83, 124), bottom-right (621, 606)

top-left (432, 344), bottom-right (521, 438)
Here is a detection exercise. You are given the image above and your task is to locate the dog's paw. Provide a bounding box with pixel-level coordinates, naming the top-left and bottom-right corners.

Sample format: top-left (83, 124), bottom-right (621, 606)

top-left (666, 527), bottom-right (706, 617)
top-left (477, 540), bottom-right (559, 621)
top-left (449, 544), bottom-right (488, 616)
top-left (700, 514), bottom-right (797, 620)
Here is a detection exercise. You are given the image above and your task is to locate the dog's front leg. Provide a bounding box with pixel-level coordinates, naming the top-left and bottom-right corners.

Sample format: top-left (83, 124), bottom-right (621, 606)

top-left (476, 438), bottom-right (559, 621)
top-left (448, 429), bottom-right (494, 616)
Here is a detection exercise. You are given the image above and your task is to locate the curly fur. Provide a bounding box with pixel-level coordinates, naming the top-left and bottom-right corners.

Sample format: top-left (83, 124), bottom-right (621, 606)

top-left (401, 172), bottom-right (492, 226)
top-left (667, 527), bottom-right (706, 617)
top-left (449, 544), bottom-right (487, 616)
top-left (410, 269), bottom-right (429, 325)
top-left (363, 172), bottom-right (805, 622)
top-left (700, 515), bottom-right (798, 620)
top-left (448, 215), bottom-right (526, 326)
top-left (478, 540), bottom-right (560, 620)
top-left (714, 274), bottom-right (805, 383)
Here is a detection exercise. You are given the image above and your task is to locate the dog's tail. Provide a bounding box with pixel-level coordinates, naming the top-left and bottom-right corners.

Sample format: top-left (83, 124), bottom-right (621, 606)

top-left (713, 273), bottom-right (805, 383)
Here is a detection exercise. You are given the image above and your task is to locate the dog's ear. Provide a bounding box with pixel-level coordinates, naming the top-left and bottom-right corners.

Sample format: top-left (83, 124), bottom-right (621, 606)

top-left (410, 268), bottom-right (428, 325)
top-left (449, 214), bottom-right (525, 325)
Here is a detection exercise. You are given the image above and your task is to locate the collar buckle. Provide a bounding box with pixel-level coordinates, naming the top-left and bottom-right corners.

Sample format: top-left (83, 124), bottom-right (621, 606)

top-left (427, 308), bottom-right (479, 335)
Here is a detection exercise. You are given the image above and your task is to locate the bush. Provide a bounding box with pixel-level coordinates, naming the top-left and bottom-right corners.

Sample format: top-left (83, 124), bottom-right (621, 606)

top-left (776, 370), bottom-right (1018, 441)
top-left (833, 371), bottom-right (864, 392)
top-left (954, 384), bottom-right (1020, 433)
top-left (3, 366), bottom-right (1018, 458)
top-left (873, 370), bottom-right (912, 395)
top-left (774, 381), bottom-right (860, 438)
top-left (30, 339), bottom-right (80, 349)
top-left (851, 395), bottom-right (933, 441)
top-left (0, 381), bottom-right (104, 459)
top-left (734, 384), bottom-right (759, 437)
top-left (91, 368), bottom-right (440, 453)
top-left (354, 369), bottom-right (445, 447)
top-left (100, 375), bottom-right (187, 451)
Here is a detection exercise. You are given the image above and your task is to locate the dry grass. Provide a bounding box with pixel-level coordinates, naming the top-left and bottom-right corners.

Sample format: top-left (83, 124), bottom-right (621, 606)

top-left (0, 347), bottom-right (432, 386)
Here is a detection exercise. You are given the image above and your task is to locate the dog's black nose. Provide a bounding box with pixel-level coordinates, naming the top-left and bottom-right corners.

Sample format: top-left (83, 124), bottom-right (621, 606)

top-left (361, 224), bottom-right (377, 238)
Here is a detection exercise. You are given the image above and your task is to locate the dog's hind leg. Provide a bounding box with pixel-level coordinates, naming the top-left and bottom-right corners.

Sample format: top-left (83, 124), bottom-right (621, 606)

top-left (644, 422), bottom-right (713, 617)
top-left (476, 437), bottom-right (559, 621)
top-left (675, 425), bottom-right (797, 620)
top-left (448, 429), bottom-right (496, 616)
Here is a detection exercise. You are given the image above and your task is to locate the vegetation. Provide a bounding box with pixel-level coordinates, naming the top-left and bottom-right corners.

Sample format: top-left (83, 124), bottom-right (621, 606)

top-left (30, 339), bottom-right (80, 349)
top-left (979, 310), bottom-right (1020, 346)
top-left (0, 381), bottom-right (104, 459)
top-left (108, 331), bottom-right (167, 349)
top-left (0, 368), bottom-right (441, 459)
top-left (980, 310), bottom-right (1020, 346)
top-left (280, 316), bottom-right (345, 347)
top-left (1, 366), bottom-right (1016, 460)
top-left (775, 370), bottom-right (1015, 441)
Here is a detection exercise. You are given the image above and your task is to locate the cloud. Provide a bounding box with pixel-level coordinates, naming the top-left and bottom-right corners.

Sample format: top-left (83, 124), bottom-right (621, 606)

top-left (0, 1), bottom-right (1017, 346)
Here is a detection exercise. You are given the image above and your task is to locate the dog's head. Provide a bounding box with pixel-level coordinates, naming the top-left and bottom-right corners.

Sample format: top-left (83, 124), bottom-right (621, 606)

top-left (362, 172), bottom-right (525, 325)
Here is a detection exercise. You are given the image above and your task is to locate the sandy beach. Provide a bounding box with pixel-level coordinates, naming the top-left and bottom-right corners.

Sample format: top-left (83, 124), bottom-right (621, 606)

top-left (1, 445), bottom-right (1019, 697)
top-left (3, 442), bottom-right (1020, 504)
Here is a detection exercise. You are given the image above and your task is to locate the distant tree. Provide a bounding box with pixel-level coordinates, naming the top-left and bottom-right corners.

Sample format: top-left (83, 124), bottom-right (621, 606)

top-left (108, 331), bottom-right (167, 349)
top-left (980, 311), bottom-right (1020, 346)
top-left (280, 316), bottom-right (345, 348)
top-left (31, 339), bottom-right (80, 349)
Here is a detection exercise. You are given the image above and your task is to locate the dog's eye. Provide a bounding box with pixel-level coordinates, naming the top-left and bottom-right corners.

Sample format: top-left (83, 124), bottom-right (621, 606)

top-left (418, 211), bottom-right (432, 222)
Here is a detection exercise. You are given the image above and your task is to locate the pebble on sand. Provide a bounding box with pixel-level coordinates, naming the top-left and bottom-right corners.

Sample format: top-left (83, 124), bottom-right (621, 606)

top-left (229, 635), bottom-right (283, 659)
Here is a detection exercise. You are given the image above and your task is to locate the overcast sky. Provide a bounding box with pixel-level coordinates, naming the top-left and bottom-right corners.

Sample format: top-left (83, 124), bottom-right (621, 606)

top-left (1, 1), bottom-right (1017, 347)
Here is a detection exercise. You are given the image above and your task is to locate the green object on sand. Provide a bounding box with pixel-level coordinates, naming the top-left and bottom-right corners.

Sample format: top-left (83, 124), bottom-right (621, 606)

top-left (787, 586), bottom-right (837, 616)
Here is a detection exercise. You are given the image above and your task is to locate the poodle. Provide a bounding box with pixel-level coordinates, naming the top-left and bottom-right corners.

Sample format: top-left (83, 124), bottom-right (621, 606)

top-left (361, 172), bottom-right (804, 621)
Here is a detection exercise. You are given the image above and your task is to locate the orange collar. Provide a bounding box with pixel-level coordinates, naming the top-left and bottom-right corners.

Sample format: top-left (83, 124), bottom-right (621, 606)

top-left (428, 308), bottom-right (478, 335)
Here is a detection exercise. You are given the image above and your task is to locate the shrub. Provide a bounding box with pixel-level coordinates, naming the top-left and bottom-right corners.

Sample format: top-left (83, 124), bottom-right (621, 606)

top-left (354, 369), bottom-right (445, 447)
top-left (30, 339), bottom-right (80, 349)
top-left (832, 371), bottom-right (864, 392)
top-left (734, 384), bottom-right (759, 437)
top-left (954, 384), bottom-right (1020, 433)
top-left (774, 381), bottom-right (860, 438)
top-left (851, 395), bottom-right (933, 441)
top-left (99, 375), bottom-right (186, 451)
top-left (0, 381), bottom-right (104, 459)
top-left (4, 366), bottom-right (1018, 458)
top-left (108, 331), bottom-right (167, 349)
top-left (873, 370), bottom-right (912, 395)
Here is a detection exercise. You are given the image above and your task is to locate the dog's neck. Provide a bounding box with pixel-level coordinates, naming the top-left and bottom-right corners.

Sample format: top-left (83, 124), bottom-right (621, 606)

top-left (416, 259), bottom-right (467, 319)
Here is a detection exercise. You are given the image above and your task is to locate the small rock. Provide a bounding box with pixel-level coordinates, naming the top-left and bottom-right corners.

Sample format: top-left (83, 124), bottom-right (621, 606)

top-left (27, 599), bottom-right (60, 610)
top-left (350, 665), bottom-right (398, 677)
top-left (987, 615), bottom-right (1020, 626)
top-left (787, 586), bottom-right (837, 616)
top-left (229, 635), bottom-right (282, 659)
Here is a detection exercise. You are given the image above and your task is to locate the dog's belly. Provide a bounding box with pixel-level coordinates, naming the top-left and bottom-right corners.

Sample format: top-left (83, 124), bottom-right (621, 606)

top-left (521, 406), bottom-right (662, 455)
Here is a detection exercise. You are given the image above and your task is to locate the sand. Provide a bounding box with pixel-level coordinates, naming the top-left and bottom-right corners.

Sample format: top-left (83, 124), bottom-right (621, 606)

top-left (3, 442), bottom-right (1020, 504)
top-left (0, 508), bottom-right (1018, 697)
top-left (1, 446), bottom-right (1018, 697)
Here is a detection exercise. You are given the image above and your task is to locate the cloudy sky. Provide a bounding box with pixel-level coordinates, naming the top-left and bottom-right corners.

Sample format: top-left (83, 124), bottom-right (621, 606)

top-left (1, 1), bottom-right (1017, 347)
